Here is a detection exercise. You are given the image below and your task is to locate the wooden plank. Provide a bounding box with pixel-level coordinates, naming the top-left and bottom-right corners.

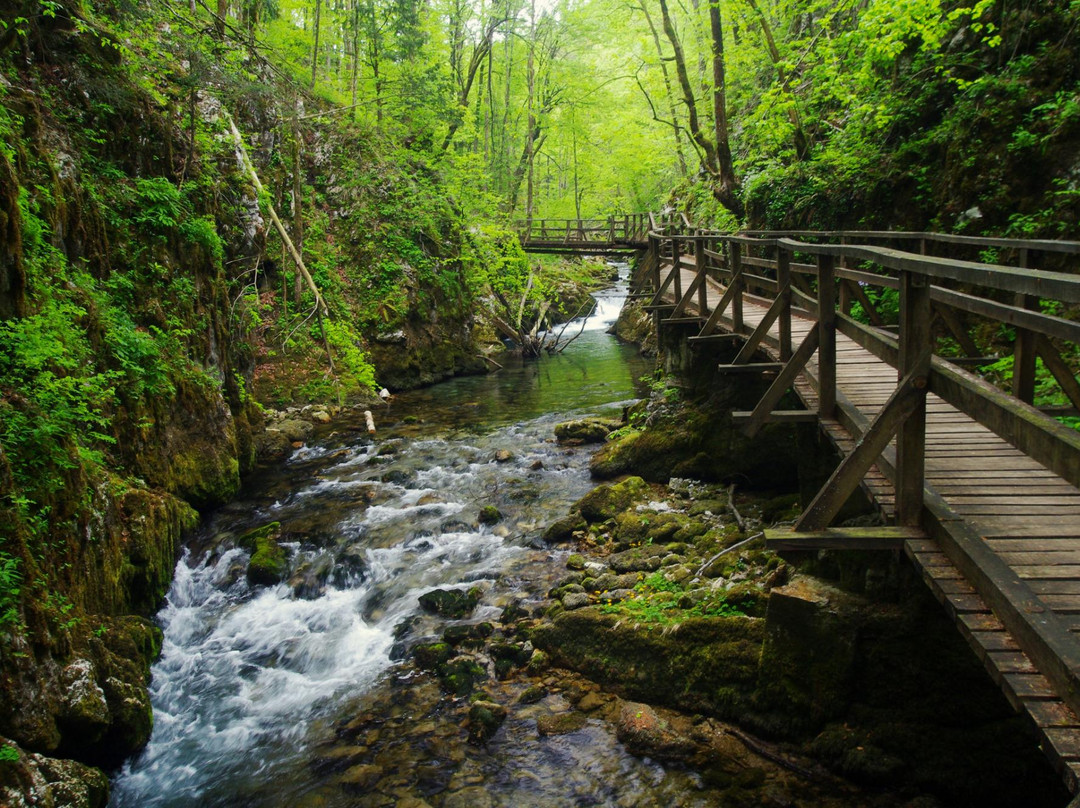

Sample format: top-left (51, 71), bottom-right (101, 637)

top-left (818, 255), bottom-right (836, 416)
top-left (1013, 567), bottom-right (1080, 580)
top-left (773, 237), bottom-right (1080, 304)
top-left (731, 409), bottom-right (818, 425)
top-left (1004, 673), bottom-right (1058, 700)
top-left (922, 496), bottom-right (1080, 719)
top-left (961, 612), bottom-right (1006, 631)
top-left (1029, 581), bottom-right (1080, 596)
top-left (931, 286), bottom-right (1080, 346)
top-left (733, 293), bottom-right (789, 364)
top-left (716, 363), bottom-right (785, 373)
top-left (766, 526), bottom-right (925, 551)
top-left (970, 631), bottom-right (1020, 652)
top-left (946, 593), bottom-right (987, 613)
top-left (928, 360), bottom-right (1080, 489)
top-left (988, 651), bottom-right (1038, 673)
top-left (1027, 701), bottom-right (1080, 729)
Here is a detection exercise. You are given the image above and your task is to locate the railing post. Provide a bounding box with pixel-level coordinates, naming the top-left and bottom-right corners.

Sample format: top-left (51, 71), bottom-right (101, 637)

top-left (778, 247), bottom-right (792, 362)
top-left (696, 236), bottom-right (708, 316)
top-left (650, 233), bottom-right (661, 293)
top-left (817, 254), bottom-right (836, 416)
top-left (731, 242), bottom-right (744, 333)
top-left (837, 236), bottom-right (853, 315)
top-left (897, 269), bottom-right (931, 526)
top-left (1013, 247), bottom-right (1038, 404)
top-left (672, 237), bottom-right (683, 302)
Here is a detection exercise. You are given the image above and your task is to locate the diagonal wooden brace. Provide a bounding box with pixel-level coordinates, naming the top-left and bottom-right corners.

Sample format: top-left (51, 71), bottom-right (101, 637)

top-left (1037, 334), bottom-right (1080, 412)
top-left (647, 262), bottom-right (681, 308)
top-left (733, 290), bottom-right (789, 364)
top-left (670, 268), bottom-right (708, 319)
top-left (794, 367), bottom-right (928, 532)
top-left (695, 266), bottom-right (744, 338)
top-left (742, 328), bottom-right (820, 440)
top-left (844, 278), bottom-right (886, 327)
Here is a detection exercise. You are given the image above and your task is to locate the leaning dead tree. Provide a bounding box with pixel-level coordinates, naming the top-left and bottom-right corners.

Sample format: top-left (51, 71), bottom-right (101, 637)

top-left (486, 273), bottom-right (596, 358)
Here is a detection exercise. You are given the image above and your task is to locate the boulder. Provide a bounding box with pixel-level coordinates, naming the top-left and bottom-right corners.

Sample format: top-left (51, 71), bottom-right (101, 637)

top-left (468, 701), bottom-right (508, 745)
top-left (554, 418), bottom-right (623, 445)
top-left (616, 702), bottom-right (697, 761)
top-left (478, 505), bottom-right (502, 525)
top-left (542, 512), bottom-right (587, 543)
top-left (576, 476), bottom-right (650, 522)
top-left (238, 523), bottom-right (287, 586)
top-left (418, 587), bottom-right (483, 618)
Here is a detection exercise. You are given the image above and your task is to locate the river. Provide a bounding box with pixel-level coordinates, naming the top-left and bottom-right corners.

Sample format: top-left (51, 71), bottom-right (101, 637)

top-left (110, 270), bottom-right (915, 807)
top-left (108, 271), bottom-right (698, 806)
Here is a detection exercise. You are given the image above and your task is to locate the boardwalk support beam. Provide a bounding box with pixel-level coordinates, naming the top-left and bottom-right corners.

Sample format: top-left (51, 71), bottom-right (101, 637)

top-left (741, 328), bottom-right (820, 440)
top-left (794, 368), bottom-right (927, 532)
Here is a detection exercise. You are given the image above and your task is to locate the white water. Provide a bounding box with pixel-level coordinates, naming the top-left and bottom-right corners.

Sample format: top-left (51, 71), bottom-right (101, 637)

top-left (110, 266), bottom-right (649, 807)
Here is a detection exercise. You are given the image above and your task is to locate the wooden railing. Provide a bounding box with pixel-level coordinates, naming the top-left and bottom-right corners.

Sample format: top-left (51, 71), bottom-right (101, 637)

top-left (514, 213), bottom-right (653, 247)
top-left (634, 227), bottom-right (1080, 529)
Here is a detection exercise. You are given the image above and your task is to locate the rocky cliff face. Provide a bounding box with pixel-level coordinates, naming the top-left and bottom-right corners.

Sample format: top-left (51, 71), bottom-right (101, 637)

top-left (0, 1), bottom-right (289, 799)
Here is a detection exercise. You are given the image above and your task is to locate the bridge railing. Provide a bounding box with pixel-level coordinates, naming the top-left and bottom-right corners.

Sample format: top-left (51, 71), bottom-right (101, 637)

top-left (637, 228), bottom-right (1080, 530)
top-left (514, 214), bottom-right (652, 246)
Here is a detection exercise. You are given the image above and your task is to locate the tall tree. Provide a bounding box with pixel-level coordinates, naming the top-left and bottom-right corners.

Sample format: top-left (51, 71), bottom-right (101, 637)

top-left (657, 0), bottom-right (742, 216)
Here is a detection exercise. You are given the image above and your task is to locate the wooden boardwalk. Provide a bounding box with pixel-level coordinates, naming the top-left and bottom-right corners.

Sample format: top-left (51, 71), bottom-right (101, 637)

top-left (646, 243), bottom-right (1080, 794)
top-left (518, 216), bottom-right (1080, 794)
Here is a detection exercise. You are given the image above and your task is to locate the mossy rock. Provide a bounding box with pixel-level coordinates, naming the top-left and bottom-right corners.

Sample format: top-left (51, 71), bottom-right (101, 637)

top-left (589, 405), bottom-right (801, 489)
top-left (414, 642), bottom-right (454, 671)
top-left (554, 418), bottom-right (623, 445)
top-left (530, 609), bottom-right (763, 719)
top-left (543, 512), bottom-right (587, 543)
top-left (239, 523), bottom-right (288, 586)
top-left (418, 587), bottom-right (483, 618)
top-left (575, 477), bottom-right (650, 523)
top-left (536, 711), bottom-right (589, 736)
top-left (478, 505), bottom-right (502, 525)
top-left (613, 511), bottom-right (696, 544)
top-left (468, 700), bottom-right (508, 744)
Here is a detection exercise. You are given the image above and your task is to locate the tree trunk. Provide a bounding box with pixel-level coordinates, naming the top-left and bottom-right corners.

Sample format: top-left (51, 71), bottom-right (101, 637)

top-left (215, 0), bottom-right (227, 38)
top-left (709, 0), bottom-right (743, 217)
top-left (292, 106), bottom-right (305, 306)
top-left (638, 0), bottom-right (689, 175)
top-left (311, 0), bottom-right (322, 88)
top-left (658, 0), bottom-right (718, 173)
top-left (744, 0), bottom-right (808, 159)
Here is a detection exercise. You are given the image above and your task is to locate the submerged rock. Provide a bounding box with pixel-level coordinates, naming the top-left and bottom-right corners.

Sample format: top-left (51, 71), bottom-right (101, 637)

top-left (536, 711), bottom-right (589, 736)
top-left (468, 701), bottom-right (508, 745)
top-left (238, 523), bottom-right (288, 586)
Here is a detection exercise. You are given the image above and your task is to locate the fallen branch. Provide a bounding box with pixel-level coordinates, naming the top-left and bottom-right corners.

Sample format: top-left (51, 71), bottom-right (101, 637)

top-left (695, 532), bottom-right (764, 576)
top-left (225, 111), bottom-right (327, 319)
top-left (728, 483), bottom-right (746, 531)
top-left (477, 354), bottom-right (504, 369)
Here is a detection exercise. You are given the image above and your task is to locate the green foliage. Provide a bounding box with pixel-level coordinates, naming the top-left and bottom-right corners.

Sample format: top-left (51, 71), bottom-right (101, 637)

top-left (0, 553), bottom-right (23, 631)
top-left (0, 744), bottom-right (18, 762)
top-left (982, 354), bottom-right (1080, 432)
top-left (132, 178), bottom-right (185, 236)
top-left (461, 224), bottom-right (530, 298)
top-left (0, 299), bottom-right (117, 498)
top-left (323, 320), bottom-right (378, 394)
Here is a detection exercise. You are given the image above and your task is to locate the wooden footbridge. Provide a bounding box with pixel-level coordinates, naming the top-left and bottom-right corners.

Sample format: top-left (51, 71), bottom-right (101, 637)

top-left (520, 215), bottom-right (1080, 796)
